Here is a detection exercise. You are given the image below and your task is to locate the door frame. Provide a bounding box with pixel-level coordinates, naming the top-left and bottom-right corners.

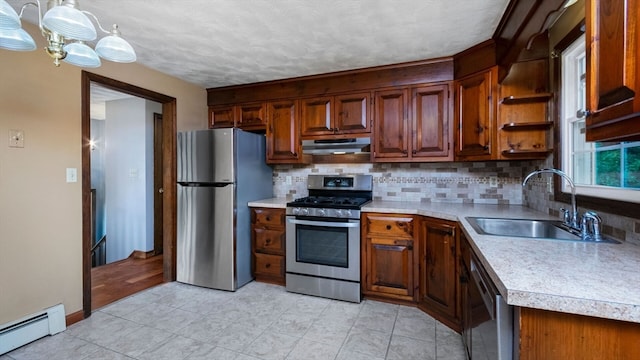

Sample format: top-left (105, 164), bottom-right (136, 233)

top-left (81, 71), bottom-right (177, 318)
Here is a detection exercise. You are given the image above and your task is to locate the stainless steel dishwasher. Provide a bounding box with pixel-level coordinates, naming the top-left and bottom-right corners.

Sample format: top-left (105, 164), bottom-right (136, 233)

top-left (467, 253), bottom-right (514, 360)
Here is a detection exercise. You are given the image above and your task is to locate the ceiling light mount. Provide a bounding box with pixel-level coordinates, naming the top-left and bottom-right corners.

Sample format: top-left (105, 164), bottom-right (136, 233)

top-left (0, 0), bottom-right (136, 68)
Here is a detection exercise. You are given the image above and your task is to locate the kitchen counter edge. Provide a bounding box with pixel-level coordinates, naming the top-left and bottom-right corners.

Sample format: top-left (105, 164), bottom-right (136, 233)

top-left (249, 198), bottom-right (640, 323)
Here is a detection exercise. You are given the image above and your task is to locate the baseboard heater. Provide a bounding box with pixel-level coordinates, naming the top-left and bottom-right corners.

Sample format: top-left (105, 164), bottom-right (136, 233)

top-left (0, 304), bottom-right (66, 355)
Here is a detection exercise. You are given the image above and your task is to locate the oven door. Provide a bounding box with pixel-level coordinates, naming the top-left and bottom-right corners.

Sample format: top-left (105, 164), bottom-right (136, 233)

top-left (286, 216), bottom-right (360, 282)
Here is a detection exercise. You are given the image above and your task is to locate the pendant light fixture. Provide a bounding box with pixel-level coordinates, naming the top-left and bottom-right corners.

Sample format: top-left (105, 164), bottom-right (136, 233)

top-left (0, 0), bottom-right (135, 68)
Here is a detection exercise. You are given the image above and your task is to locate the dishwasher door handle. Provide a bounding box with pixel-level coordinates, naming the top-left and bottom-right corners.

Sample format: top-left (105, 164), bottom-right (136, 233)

top-left (470, 258), bottom-right (496, 319)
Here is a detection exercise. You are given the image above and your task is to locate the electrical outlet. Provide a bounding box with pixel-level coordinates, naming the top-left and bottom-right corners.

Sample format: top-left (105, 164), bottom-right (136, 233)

top-left (489, 176), bottom-right (498, 188)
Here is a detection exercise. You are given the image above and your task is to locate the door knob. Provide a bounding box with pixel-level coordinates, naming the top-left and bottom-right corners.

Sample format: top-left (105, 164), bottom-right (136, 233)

top-left (158, 188), bottom-right (164, 193)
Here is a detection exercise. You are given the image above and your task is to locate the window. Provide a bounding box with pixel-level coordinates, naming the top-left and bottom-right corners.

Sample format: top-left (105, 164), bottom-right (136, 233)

top-left (561, 35), bottom-right (640, 203)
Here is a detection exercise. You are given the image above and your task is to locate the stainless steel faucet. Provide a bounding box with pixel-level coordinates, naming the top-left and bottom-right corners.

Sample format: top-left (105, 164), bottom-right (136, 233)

top-left (522, 168), bottom-right (580, 230)
top-left (581, 211), bottom-right (603, 241)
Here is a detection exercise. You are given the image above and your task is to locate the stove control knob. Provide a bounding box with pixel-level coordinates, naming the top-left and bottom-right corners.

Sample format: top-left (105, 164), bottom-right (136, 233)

top-left (344, 209), bottom-right (352, 218)
top-left (301, 208), bottom-right (310, 216)
top-left (292, 207), bottom-right (300, 215)
top-left (335, 209), bottom-right (343, 217)
top-left (317, 208), bottom-right (326, 216)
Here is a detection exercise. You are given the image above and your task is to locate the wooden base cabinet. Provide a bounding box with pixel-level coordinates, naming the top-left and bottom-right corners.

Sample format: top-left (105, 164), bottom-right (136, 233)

top-left (518, 307), bottom-right (640, 360)
top-left (418, 217), bottom-right (461, 332)
top-left (251, 207), bottom-right (286, 285)
top-left (362, 213), bottom-right (416, 302)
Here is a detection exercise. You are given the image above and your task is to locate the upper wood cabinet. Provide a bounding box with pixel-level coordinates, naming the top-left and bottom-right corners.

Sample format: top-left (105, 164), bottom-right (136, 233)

top-left (454, 67), bottom-right (498, 161)
top-left (417, 217), bottom-right (461, 332)
top-left (237, 102), bottom-right (267, 131)
top-left (266, 100), bottom-right (305, 164)
top-left (373, 89), bottom-right (410, 159)
top-left (585, 0), bottom-right (640, 141)
top-left (300, 92), bottom-right (371, 138)
top-left (373, 83), bottom-right (453, 162)
top-left (208, 102), bottom-right (267, 131)
top-left (209, 105), bottom-right (236, 128)
top-left (412, 84), bottom-right (453, 160)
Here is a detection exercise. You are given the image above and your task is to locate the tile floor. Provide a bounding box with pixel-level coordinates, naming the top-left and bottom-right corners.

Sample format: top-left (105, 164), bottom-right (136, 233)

top-left (2, 281), bottom-right (467, 360)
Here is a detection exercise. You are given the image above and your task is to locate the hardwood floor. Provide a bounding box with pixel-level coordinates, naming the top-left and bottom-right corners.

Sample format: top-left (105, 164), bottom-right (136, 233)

top-left (91, 254), bottom-right (164, 310)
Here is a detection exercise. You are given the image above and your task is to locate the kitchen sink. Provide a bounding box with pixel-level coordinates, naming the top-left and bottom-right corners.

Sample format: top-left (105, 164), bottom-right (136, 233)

top-left (466, 217), bottom-right (620, 244)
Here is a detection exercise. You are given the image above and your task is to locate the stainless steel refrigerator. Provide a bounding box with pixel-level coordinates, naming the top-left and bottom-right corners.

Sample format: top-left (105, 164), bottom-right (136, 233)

top-left (177, 128), bottom-right (273, 291)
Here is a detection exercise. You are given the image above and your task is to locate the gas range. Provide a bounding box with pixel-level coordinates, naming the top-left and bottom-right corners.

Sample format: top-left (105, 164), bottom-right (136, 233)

top-left (285, 174), bottom-right (373, 303)
top-left (285, 175), bottom-right (373, 220)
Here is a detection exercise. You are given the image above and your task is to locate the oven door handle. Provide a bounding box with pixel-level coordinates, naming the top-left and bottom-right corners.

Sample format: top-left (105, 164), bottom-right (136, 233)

top-left (286, 218), bottom-right (360, 228)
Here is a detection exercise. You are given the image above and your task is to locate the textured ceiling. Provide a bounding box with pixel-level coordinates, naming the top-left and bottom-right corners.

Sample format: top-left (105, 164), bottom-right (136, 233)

top-left (9, 0), bottom-right (510, 89)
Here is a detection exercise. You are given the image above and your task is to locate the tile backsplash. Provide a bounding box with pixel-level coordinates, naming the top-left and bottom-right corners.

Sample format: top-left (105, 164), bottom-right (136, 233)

top-left (273, 161), bottom-right (535, 204)
top-left (272, 160), bottom-right (640, 244)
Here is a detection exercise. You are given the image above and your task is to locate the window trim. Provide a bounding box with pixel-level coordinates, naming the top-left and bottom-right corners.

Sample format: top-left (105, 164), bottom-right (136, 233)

top-left (552, 21), bottom-right (640, 219)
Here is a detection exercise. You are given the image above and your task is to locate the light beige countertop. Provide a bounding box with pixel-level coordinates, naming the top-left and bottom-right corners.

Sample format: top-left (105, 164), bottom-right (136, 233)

top-left (249, 198), bottom-right (640, 323)
top-left (247, 197), bottom-right (289, 208)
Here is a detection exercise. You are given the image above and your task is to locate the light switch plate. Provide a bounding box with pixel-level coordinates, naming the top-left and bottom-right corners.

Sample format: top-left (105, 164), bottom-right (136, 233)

top-left (66, 168), bottom-right (77, 183)
top-left (9, 129), bottom-right (24, 148)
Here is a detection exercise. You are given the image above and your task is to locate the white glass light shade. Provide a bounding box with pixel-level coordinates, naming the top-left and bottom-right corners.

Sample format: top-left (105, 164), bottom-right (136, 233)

top-left (0, 0), bottom-right (21, 30)
top-left (63, 41), bottom-right (100, 67)
top-left (0, 28), bottom-right (36, 51)
top-left (95, 34), bottom-right (136, 63)
top-left (42, 4), bottom-right (96, 41)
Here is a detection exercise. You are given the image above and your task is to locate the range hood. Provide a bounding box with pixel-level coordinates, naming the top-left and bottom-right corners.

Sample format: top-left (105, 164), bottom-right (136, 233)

top-left (302, 137), bottom-right (371, 155)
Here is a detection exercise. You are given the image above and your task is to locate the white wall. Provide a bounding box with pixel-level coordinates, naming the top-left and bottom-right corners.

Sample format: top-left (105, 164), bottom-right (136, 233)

top-left (104, 98), bottom-right (160, 262)
top-left (90, 119), bottom-right (106, 242)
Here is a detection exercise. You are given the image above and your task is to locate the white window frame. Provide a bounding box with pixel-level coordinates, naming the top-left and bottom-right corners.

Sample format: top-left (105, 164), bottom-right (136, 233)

top-left (560, 34), bottom-right (640, 204)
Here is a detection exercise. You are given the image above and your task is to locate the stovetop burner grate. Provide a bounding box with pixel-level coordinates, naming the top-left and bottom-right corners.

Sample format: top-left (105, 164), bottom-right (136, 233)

top-left (289, 196), bottom-right (370, 208)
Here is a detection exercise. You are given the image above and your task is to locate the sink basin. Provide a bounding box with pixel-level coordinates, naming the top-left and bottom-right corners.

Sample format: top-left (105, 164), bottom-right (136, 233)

top-left (466, 217), bottom-right (620, 244)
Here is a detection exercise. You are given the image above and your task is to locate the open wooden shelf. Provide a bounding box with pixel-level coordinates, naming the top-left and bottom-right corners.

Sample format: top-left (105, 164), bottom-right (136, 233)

top-left (501, 121), bottom-right (554, 131)
top-left (501, 149), bottom-right (553, 157)
top-left (500, 93), bottom-right (553, 104)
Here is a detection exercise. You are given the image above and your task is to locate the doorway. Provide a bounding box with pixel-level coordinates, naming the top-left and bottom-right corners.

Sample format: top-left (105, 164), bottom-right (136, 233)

top-left (81, 71), bottom-right (177, 318)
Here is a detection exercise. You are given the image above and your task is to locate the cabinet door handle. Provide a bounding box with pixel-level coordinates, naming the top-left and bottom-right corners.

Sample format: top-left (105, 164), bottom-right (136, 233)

top-left (265, 238), bottom-right (271, 244)
top-left (265, 263), bottom-right (271, 268)
top-left (386, 225), bottom-right (392, 230)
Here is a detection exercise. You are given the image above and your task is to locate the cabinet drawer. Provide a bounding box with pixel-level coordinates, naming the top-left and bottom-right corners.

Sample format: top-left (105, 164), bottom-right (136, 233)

top-left (366, 214), bottom-right (415, 239)
top-left (252, 208), bottom-right (285, 228)
top-left (254, 228), bottom-right (285, 255)
top-left (254, 253), bottom-right (284, 277)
